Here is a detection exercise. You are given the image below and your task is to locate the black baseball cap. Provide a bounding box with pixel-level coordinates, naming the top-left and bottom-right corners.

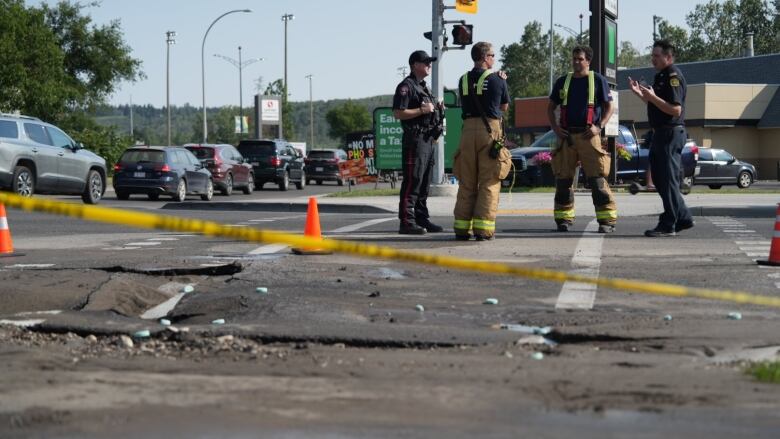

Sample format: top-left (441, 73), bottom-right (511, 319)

top-left (409, 50), bottom-right (437, 66)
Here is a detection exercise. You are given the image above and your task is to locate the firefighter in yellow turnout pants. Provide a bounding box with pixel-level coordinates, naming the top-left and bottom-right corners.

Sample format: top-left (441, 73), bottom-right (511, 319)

top-left (547, 45), bottom-right (616, 233)
top-left (453, 42), bottom-right (511, 241)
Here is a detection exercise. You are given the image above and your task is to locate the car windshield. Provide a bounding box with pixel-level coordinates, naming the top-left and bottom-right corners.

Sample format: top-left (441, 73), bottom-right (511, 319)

top-left (308, 151), bottom-right (336, 159)
top-left (529, 130), bottom-right (559, 149)
top-left (186, 147), bottom-right (215, 160)
top-left (121, 150), bottom-right (165, 164)
top-left (238, 142), bottom-right (276, 157)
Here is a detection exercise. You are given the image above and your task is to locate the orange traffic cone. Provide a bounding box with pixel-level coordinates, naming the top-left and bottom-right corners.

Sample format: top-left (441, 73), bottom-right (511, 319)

top-left (758, 203), bottom-right (780, 266)
top-left (0, 203), bottom-right (17, 257)
top-left (292, 197), bottom-right (333, 255)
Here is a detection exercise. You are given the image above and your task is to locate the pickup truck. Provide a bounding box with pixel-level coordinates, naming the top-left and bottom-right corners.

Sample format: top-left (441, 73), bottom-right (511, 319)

top-left (503, 125), bottom-right (699, 189)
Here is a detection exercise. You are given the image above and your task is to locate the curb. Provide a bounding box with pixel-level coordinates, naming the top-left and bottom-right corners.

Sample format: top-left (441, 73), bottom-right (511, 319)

top-left (161, 202), bottom-right (394, 214)
top-left (692, 206), bottom-right (776, 218)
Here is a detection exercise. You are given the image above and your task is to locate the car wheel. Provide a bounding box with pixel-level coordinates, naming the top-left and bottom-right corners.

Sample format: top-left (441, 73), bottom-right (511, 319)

top-left (708, 184), bottom-right (722, 190)
top-left (222, 174), bottom-right (233, 196)
top-left (296, 171), bottom-right (306, 190)
top-left (278, 172), bottom-right (289, 191)
top-left (242, 174), bottom-right (254, 194)
top-left (81, 169), bottom-right (104, 204)
top-left (173, 179), bottom-right (187, 201)
top-left (148, 193), bottom-right (159, 201)
top-left (629, 182), bottom-right (641, 195)
top-left (737, 171), bottom-right (752, 189)
top-left (337, 178), bottom-right (344, 186)
top-left (116, 191), bottom-right (130, 200)
top-left (201, 179), bottom-right (213, 201)
top-left (316, 180), bottom-right (323, 185)
top-left (682, 176), bottom-right (693, 187)
top-left (12, 165), bottom-right (34, 197)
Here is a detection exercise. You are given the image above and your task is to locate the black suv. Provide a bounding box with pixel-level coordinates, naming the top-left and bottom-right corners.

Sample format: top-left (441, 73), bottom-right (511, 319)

top-left (305, 149), bottom-right (349, 186)
top-left (237, 139), bottom-right (305, 191)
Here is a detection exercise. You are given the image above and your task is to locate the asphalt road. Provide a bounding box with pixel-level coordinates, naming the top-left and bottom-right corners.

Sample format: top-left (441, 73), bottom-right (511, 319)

top-left (1, 191), bottom-right (779, 438)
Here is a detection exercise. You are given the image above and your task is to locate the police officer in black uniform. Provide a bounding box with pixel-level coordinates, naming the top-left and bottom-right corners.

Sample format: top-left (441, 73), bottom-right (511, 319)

top-left (392, 50), bottom-right (444, 235)
top-left (629, 40), bottom-right (694, 237)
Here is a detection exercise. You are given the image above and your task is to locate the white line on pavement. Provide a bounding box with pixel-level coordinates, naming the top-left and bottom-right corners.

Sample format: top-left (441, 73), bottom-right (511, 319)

top-left (556, 220), bottom-right (602, 310)
top-left (125, 242), bottom-right (162, 246)
top-left (141, 293), bottom-right (186, 320)
top-left (0, 319), bottom-right (45, 327)
top-left (249, 244), bottom-right (289, 255)
top-left (5, 264), bottom-right (55, 269)
top-left (735, 241), bottom-right (771, 245)
top-left (723, 230), bottom-right (756, 233)
top-left (329, 217), bottom-right (396, 234)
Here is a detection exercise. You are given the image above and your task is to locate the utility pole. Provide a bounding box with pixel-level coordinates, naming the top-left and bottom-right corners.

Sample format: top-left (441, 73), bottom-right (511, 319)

top-left (580, 13), bottom-right (584, 42)
top-left (305, 74), bottom-right (314, 148)
top-left (431, 0), bottom-right (445, 184)
top-left (166, 30), bottom-right (176, 146)
top-left (282, 13), bottom-right (294, 98)
top-left (653, 15), bottom-right (660, 41)
top-left (549, 0), bottom-right (554, 93)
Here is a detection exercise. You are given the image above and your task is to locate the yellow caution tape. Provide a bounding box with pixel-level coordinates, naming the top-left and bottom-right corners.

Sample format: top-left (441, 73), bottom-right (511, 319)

top-left (1, 192), bottom-right (779, 308)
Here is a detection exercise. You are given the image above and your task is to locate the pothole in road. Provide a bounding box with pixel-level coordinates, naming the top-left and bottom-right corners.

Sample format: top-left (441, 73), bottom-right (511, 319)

top-left (96, 262), bottom-right (243, 276)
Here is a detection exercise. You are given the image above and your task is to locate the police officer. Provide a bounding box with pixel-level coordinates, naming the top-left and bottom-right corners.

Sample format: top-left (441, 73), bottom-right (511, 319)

top-left (453, 42), bottom-right (511, 241)
top-left (547, 45), bottom-right (616, 234)
top-left (392, 50), bottom-right (444, 235)
top-left (629, 39), bottom-right (694, 237)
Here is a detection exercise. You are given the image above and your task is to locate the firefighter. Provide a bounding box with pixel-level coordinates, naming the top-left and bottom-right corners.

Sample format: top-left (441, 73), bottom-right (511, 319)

top-left (453, 41), bottom-right (511, 241)
top-left (547, 45), bottom-right (616, 233)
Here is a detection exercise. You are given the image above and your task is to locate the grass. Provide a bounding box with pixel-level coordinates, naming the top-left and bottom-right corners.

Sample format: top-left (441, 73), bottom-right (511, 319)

top-left (746, 361), bottom-right (780, 384)
top-left (326, 188), bottom-right (400, 197)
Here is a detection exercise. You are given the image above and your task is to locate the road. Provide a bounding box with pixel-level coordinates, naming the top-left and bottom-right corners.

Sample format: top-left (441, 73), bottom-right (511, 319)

top-left (0, 186), bottom-right (779, 438)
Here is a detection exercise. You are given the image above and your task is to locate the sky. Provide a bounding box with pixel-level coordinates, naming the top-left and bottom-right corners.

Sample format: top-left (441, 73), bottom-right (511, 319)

top-left (29, 0), bottom-right (693, 107)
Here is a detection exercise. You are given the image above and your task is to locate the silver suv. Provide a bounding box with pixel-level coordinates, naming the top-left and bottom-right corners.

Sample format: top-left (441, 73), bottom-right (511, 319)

top-left (0, 113), bottom-right (107, 204)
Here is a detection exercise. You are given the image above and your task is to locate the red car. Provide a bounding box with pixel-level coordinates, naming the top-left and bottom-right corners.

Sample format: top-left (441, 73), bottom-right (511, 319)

top-left (184, 143), bottom-right (254, 195)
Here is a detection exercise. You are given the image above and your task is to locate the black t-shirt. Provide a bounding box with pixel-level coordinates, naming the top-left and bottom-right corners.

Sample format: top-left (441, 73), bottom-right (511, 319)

top-left (460, 68), bottom-right (510, 119)
top-left (549, 71), bottom-right (612, 127)
top-left (392, 75), bottom-right (435, 130)
top-left (648, 64), bottom-right (686, 128)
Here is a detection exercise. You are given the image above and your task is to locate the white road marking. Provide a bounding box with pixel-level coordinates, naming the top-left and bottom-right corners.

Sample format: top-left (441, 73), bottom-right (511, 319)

top-left (556, 220), bottom-right (602, 310)
top-left (14, 310), bottom-right (61, 316)
top-left (746, 252), bottom-right (769, 257)
top-left (723, 230), bottom-right (756, 233)
top-left (329, 217), bottom-right (396, 234)
top-left (141, 293), bottom-right (186, 320)
top-left (102, 247), bottom-right (142, 250)
top-left (0, 319), bottom-right (45, 327)
top-left (150, 237), bottom-right (180, 241)
top-left (739, 246), bottom-right (771, 251)
top-left (246, 216), bottom-right (396, 255)
top-left (736, 241), bottom-right (771, 245)
top-left (125, 242), bottom-right (162, 246)
top-left (5, 264), bottom-right (55, 269)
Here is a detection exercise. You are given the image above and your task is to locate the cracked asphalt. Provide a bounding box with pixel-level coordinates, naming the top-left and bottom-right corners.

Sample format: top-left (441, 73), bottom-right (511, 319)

top-left (0, 191), bottom-right (779, 438)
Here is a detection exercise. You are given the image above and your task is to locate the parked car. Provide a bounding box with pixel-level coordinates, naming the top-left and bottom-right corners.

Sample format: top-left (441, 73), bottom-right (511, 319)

top-left (0, 113), bottom-right (107, 204)
top-left (237, 139), bottom-right (305, 191)
top-left (693, 148), bottom-right (757, 189)
top-left (112, 146), bottom-right (213, 201)
top-left (184, 143), bottom-right (254, 196)
top-left (305, 149), bottom-right (349, 185)
top-left (503, 125), bottom-right (699, 189)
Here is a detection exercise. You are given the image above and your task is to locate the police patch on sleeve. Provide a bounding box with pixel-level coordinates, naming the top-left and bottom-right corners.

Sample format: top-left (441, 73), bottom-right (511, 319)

top-left (399, 85), bottom-right (409, 96)
top-left (670, 78), bottom-right (680, 87)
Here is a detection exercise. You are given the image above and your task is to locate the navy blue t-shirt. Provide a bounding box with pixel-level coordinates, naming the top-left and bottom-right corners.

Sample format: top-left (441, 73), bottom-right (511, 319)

top-left (549, 72), bottom-right (611, 127)
top-left (460, 69), bottom-right (510, 119)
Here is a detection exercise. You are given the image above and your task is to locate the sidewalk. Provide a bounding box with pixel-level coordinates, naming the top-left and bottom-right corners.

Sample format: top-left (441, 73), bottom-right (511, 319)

top-left (170, 192), bottom-right (779, 218)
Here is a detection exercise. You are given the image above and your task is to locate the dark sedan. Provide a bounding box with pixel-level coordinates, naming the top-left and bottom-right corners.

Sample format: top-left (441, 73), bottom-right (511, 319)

top-left (113, 146), bottom-right (213, 201)
top-left (693, 148), bottom-right (757, 189)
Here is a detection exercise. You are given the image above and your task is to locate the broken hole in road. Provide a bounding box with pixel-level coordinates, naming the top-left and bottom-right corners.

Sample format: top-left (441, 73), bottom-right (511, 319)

top-left (96, 262), bottom-right (243, 276)
top-left (546, 332), bottom-right (666, 345)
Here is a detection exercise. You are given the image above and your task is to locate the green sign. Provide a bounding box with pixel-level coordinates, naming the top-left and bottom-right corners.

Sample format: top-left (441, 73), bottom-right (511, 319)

top-left (373, 107), bottom-right (463, 171)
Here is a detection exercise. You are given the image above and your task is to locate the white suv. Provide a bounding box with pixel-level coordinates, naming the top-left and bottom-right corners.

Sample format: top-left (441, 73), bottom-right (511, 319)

top-left (0, 113), bottom-right (107, 204)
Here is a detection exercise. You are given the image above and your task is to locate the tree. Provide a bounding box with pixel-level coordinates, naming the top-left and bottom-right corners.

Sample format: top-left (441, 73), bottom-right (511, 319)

top-left (500, 21), bottom-right (552, 100)
top-left (325, 101), bottom-right (371, 142)
top-left (618, 41), bottom-right (647, 69)
top-left (657, 19), bottom-right (694, 61)
top-left (264, 78), bottom-right (295, 140)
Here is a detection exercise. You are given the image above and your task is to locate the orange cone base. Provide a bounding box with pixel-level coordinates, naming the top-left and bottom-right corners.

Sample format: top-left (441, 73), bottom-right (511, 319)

top-left (291, 247), bottom-right (333, 255)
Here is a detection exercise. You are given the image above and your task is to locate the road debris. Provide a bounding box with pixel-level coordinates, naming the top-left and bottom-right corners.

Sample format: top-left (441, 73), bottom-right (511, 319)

top-left (212, 318), bottom-right (226, 325)
top-left (133, 330), bottom-right (151, 338)
top-left (499, 323), bottom-right (551, 335)
top-left (415, 305), bottom-right (425, 312)
top-left (727, 312), bottom-right (743, 320)
top-left (182, 285), bottom-right (195, 293)
top-left (663, 315), bottom-right (673, 321)
top-left (159, 319), bottom-right (171, 326)
top-left (483, 298), bottom-right (499, 305)
top-left (531, 352), bottom-right (544, 360)
top-left (119, 335), bottom-right (134, 348)
top-left (256, 287), bottom-right (268, 294)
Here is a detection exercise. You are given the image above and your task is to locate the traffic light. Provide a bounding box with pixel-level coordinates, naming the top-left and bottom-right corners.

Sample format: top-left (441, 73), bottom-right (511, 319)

top-left (423, 31), bottom-right (432, 41)
top-left (451, 24), bottom-right (473, 46)
top-left (455, 0), bottom-right (477, 14)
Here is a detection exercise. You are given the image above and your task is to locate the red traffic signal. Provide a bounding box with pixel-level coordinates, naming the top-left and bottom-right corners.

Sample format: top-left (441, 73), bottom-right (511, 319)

top-left (452, 24), bottom-right (473, 46)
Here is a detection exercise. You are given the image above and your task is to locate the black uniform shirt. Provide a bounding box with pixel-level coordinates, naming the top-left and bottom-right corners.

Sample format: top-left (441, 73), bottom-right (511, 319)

top-left (460, 68), bottom-right (510, 119)
top-left (648, 64), bottom-right (686, 128)
top-left (393, 75), bottom-right (434, 130)
top-left (549, 71), bottom-right (612, 127)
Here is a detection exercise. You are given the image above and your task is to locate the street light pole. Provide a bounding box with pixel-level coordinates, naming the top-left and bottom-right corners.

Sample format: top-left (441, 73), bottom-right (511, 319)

top-left (201, 9), bottom-right (251, 144)
top-left (305, 74), bottom-right (313, 148)
top-left (214, 50), bottom-right (263, 139)
top-left (166, 30), bottom-right (176, 146)
top-left (281, 13), bottom-right (294, 97)
top-left (579, 13), bottom-right (584, 43)
top-left (653, 15), bottom-right (660, 42)
top-left (549, 0), bottom-right (554, 93)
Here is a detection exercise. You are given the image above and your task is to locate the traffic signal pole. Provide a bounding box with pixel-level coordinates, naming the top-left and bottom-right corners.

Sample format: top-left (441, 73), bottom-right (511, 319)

top-left (431, 0), bottom-right (446, 185)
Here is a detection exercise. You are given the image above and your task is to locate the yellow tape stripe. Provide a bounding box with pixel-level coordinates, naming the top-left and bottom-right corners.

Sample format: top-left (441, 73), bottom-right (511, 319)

top-left (2, 192), bottom-right (780, 308)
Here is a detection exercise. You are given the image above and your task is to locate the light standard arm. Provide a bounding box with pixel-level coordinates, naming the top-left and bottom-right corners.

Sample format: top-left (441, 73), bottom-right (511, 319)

top-left (214, 51), bottom-right (263, 137)
top-left (201, 9), bottom-right (251, 143)
top-left (554, 23), bottom-right (579, 39)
